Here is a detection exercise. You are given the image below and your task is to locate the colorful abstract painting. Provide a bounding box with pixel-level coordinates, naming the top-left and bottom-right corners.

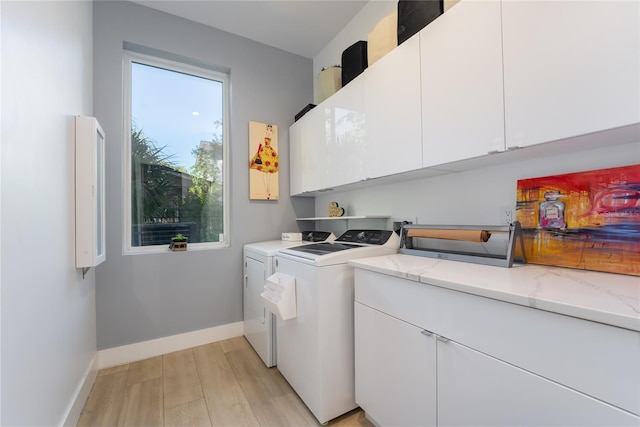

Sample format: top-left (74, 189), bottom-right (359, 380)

top-left (516, 165), bottom-right (640, 276)
top-left (249, 121), bottom-right (279, 200)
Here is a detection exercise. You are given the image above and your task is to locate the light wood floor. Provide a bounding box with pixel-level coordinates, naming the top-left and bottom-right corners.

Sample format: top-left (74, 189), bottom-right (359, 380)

top-left (77, 336), bottom-right (373, 426)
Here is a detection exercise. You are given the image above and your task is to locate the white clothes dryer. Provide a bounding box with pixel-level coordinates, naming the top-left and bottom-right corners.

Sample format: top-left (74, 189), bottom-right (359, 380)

top-left (243, 231), bottom-right (334, 367)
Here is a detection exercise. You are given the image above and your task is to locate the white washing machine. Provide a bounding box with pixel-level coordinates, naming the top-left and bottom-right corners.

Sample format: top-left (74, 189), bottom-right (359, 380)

top-left (243, 231), bottom-right (334, 367)
top-left (272, 229), bottom-right (399, 424)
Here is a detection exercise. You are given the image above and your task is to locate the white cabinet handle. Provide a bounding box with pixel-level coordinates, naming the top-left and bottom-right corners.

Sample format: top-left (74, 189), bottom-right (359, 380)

top-left (437, 336), bottom-right (450, 343)
top-left (421, 329), bottom-right (433, 336)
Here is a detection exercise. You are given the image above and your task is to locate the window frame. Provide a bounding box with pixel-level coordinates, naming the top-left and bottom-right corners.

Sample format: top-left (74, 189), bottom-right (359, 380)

top-left (122, 50), bottom-right (231, 255)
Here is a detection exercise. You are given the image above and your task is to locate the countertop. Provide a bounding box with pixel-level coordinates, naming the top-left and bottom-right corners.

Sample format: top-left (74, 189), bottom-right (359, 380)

top-left (349, 254), bottom-right (640, 332)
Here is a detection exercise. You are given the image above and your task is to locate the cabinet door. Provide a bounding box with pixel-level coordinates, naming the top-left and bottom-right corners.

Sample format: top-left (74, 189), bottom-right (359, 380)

top-left (354, 302), bottom-right (436, 427)
top-left (420, 0), bottom-right (505, 167)
top-left (438, 339), bottom-right (639, 427)
top-left (364, 34), bottom-right (422, 178)
top-left (323, 76), bottom-right (366, 188)
top-left (289, 106), bottom-right (328, 195)
top-left (502, 1), bottom-right (640, 148)
top-left (289, 120), bottom-right (306, 195)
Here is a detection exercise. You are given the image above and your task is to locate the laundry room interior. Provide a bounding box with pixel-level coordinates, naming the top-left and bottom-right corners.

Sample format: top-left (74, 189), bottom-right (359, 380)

top-left (2, 0), bottom-right (639, 426)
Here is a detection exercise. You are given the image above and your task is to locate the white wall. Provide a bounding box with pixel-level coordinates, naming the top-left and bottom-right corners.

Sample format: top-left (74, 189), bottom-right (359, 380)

top-left (313, 0), bottom-right (396, 104)
top-left (1, 1), bottom-right (97, 426)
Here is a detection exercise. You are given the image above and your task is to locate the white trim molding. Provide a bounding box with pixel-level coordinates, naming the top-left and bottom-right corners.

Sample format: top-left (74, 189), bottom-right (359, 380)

top-left (62, 354), bottom-right (99, 427)
top-left (97, 322), bottom-right (244, 369)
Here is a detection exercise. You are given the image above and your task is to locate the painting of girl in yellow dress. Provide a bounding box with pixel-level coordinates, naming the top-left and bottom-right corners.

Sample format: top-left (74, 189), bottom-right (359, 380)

top-left (249, 121), bottom-right (279, 200)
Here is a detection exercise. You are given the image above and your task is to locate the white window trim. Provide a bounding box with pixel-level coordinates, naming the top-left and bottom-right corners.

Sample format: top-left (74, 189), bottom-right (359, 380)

top-left (122, 50), bottom-right (230, 255)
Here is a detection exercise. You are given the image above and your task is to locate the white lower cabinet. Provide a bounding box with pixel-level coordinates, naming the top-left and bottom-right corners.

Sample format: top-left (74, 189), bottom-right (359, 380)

top-left (354, 302), bottom-right (436, 427)
top-left (438, 339), bottom-right (637, 427)
top-left (354, 269), bottom-right (640, 427)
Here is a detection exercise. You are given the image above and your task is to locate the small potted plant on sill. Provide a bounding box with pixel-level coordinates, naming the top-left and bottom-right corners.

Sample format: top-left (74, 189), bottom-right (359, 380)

top-left (169, 233), bottom-right (188, 252)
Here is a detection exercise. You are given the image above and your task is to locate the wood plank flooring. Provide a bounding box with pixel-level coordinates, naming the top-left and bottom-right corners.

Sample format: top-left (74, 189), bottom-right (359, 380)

top-left (78, 336), bottom-right (373, 427)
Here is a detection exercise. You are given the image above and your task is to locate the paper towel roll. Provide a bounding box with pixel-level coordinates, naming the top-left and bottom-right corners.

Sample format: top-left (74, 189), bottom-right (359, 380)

top-left (406, 228), bottom-right (491, 242)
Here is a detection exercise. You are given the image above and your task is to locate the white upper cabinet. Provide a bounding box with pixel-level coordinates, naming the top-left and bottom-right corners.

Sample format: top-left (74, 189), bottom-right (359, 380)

top-left (289, 75), bottom-right (365, 195)
top-left (289, 106), bottom-right (327, 195)
top-left (364, 34), bottom-right (423, 178)
top-left (420, 0), bottom-right (505, 167)
top-left (290, 0), bottom-right (639, 195)
top-left (324, 75), bottom-right (366, 189)
top-left (502, 1), bottom-right (640, 148)
top-left (289, 119), bottom-right (305, 196)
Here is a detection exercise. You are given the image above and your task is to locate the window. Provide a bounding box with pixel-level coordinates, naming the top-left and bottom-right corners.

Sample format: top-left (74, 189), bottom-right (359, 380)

top-left (123, 51), bottom-right (229, 253)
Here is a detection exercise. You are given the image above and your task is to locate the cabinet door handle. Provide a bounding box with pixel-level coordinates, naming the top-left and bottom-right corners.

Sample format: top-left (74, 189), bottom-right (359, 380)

top-left (421, 329), bottom-right (433, 337)
top-left (244, 275), bottom-right (248, 290)
top-left (436, 336), bottom-right (450, 343)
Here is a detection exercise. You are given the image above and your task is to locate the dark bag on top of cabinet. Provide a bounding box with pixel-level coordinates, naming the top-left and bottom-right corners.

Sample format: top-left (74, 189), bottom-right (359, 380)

top-left (294, 104), bottom-right (316, 122)
top-left (397, 0), bottom-right (444, 45)
top-left (341, 40), bottom-right (368, 87)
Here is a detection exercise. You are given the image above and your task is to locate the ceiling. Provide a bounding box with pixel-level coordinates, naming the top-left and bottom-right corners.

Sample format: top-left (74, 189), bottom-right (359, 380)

top-left (130, 0), bottom-right (369, 58)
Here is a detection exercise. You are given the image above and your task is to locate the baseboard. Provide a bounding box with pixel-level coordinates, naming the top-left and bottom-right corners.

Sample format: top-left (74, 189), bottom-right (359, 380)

top-left (61, 353), bottom-right (99, 427)
top-left (97, 321), bottom-right (244, 369)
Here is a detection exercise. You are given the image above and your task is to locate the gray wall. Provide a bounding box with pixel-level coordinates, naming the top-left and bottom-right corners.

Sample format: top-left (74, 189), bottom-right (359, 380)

top-left (314, 142), bottom-right (640, 237)
top-left (1, 1), bottom-right (96, 425)
top-left (94, 1), bottom-right (314, 350)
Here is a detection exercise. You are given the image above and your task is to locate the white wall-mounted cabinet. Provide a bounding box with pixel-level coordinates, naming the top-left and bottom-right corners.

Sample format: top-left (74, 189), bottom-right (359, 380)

top-left (290, 75), bottom-right (365, 195)
top-left (420, 0), bottom-right (505, 167)
top-left (502, 1), bottom-right (640, 148)
top-left (290, 107), bottom-right (324, 195)
top-left (354, 268), bottom-right (640, 426)
top-left (291, 36), bottom-right (421, 195)
top-left (290, 0), bottom-right (639, 196)
top-left (365, 34), bottom-right (423, 178)
top-left (75, 116), bottom-right (106, 268)
top-left (323, 75), bottom-right (366, 189)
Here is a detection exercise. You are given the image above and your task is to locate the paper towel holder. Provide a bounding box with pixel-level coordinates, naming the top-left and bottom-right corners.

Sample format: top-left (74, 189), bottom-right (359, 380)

top-left (399, 222), bottom-right (526, 268)
top-left (261, 273), bottom-right (297, 320)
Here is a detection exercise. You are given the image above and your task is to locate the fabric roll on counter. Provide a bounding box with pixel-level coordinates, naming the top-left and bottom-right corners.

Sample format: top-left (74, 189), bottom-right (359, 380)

top-left (406, 228), bottom-right (492, 242)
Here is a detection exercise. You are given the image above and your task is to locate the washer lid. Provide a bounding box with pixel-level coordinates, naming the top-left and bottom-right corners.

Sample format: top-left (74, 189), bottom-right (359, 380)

top-left (281, 242), bottom-right (361, 256)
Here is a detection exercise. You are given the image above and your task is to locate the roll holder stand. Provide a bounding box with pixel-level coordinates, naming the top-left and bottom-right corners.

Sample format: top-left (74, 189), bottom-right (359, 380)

top-left (399, 222), bottom-right (526, 268)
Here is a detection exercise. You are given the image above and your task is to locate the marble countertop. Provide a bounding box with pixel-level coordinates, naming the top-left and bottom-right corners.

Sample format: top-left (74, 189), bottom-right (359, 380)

top-left (349, 254), bottom-right (640, 332)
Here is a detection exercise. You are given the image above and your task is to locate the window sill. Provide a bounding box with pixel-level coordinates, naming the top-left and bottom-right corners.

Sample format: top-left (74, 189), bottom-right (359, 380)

top-left (123, 241), bottom-right (229, 256)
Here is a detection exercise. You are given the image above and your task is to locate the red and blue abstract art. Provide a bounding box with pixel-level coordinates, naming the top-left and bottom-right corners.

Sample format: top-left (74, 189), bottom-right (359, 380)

top-left (516, 164), bottom-right (640, 276)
